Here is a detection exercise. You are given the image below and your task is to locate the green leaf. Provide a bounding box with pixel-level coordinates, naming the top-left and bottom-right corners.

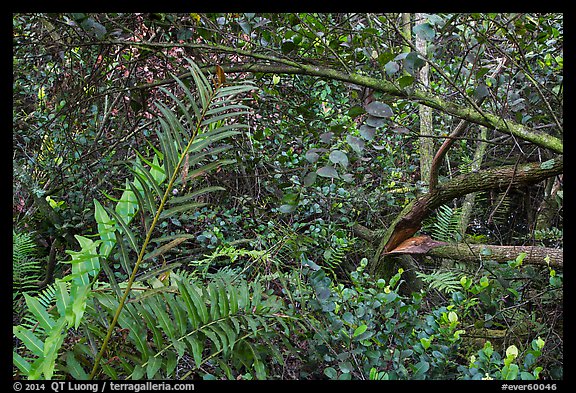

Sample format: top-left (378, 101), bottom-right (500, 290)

top-left (348, 105), bottom-right (365, 117)
top-left (385, 60), bottom-right (400, 75)
top-left (413, 360), bottom-right (430, 378)
top-left (338, 361), bottom-right (353, 374)
top-left (65, 352), bottom-right (89, 380)
top-left (114, 181), bottom-right (139, 224)
top-left (13, 326), bottom-right (44, 357)
top-left (66, 235), bottom-right (101, 285)
top-left (170, 73), bottom-right (201, 119)
top-left (186, 336), bottom-right (204, 369)
top-left (180, 280), bottom-right (209, 325)
top-left (353, 324), bottom-right (368, 338)
top-left (365, 101), bottom-right (393, 118)
top-left (130, 160), bottom-right (164, 201)
top-left (115, 230), bottom-right (133, 277)
top-left (281, 40), bottom-right (296, 54)
top-left (167, 186), bottom-right (226, 206)
top-left (515, 252), bottom-right (527, 266)
top-left (150, 295), bottom-right (176, 339)
top-left (105, 207), bottom-right (139, 254)
top-left (160, 202), bottom-right (208, 218)
top-left (366, 115), bottom-right (387, 128)
top-left (146, 356), bottom-right (162, 379)
top-left (208, 283), bottom-right (220, 320)
top-left (217, 281), bottom-right (230, 317)
top-left (279, 204), bottom-right (297, 213)
top-left (320, 132), bottom-right (333, 144)
top-left (70, 284), bottom-right (91, 329)
top-left (42, 318), bottom-right (67, 379)
top-left (398, 75), bottom-right (415, 88)
top-left (413, 22), bottom-right (435, 41)
top-left (218, 320), bottom-right (237, 354)
top-left (474, 84), bottom-right (490, 99)
top-left (24, 293), bottom-right (56, 332)
top-left (183, 159), bottom-right (237, 181)
top-left (305, 149), bottom-right (320, 163)
top-left (228, 285), bottom-right (239, 316)
top-left (346, 135), bottom-right (365, 154)
top-left (303, 171), bottom-right (317, 186)
top-left (403, 52), bottom-right (426, 76)
top-left (165, 351), bottom-right (178, 377)
top-left (13, 351), bottom-right (31, 375)
top-left (185, 57), bottom-right (212, 109)
top-left (502, 364), bottom-right (519, 380)
top-left (143, 237), bottom-right (188, 262)
top-left (420, 336), bottom-right (433, 350)
top-left (204, 327), bottom-right (222, 353)
top-left (317, 165), bottom-right (339, 179)
top-left (94, 199), bottom-right (116, 258)
top-left (359, 125), bottom-right (376, 140)
top-left (253, 359), bottom-right (266, 380)
top-left (132, 364), bottom-right (145, 380)
top-left (329, 150), bottom-right (348, 168)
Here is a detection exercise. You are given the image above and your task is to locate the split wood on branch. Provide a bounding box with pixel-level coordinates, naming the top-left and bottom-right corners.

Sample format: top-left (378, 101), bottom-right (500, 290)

top-left (364, 156), bottom-right (563, 273)
top-left (395, 157), bottom-right (561, 251)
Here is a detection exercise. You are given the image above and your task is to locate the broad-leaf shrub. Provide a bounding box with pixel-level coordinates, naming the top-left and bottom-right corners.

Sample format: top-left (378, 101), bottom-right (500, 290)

top-left (297, 258), bottom-right (547, 380)
top-left (458, 338), bottom-right (545, 380)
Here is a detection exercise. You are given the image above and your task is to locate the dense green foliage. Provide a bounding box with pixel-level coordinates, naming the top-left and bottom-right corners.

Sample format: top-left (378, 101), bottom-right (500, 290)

top-left (13, 13), bottom-right (562, 381)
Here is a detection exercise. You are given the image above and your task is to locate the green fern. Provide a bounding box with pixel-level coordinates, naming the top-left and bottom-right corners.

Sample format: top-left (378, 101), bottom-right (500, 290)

top-left (85, 58), bottom-right (257, 378)
top-left (415, 270), bottom-right (462, 295)
top-left (323, 245), bottom-right (345, 276)
top-left (18, 283), bottom-right (59, 331)
top-left (13, 230), bottom-right (42, 295)
top-left (322, 234), bottom-right (355, 277)
top-left (487, 192), bottom-right (512, 226)
top-left (13, 57), bottom-right (256, 380)
top-left (427, 204), bottom-right (463, 242)
top-left (71, 273), bottom-right (291, 379)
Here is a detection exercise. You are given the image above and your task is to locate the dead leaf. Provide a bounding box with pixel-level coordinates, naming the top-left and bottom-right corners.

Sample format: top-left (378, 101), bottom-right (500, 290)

top-left (215, 64), bottom-right (226, 88)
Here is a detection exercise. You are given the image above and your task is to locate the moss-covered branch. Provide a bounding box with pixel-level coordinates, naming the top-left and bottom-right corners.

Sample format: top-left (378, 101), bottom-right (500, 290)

top-left (364, 156), bottom-right (563, 276)
top-left (106, 39), bottom-right (562, 154)
top-left (429, 243), bottom-right (562, 269)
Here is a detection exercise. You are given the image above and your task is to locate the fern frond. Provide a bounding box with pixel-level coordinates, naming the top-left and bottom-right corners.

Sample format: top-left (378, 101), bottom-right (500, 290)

top-left (13, 230), bottom-right (42, 294)
top-left (79, 273), bottom-right (290, 379)
top-left (18, 282), bottom-right (59, 334)
top-left (426, 204), bottom-right (463, 242)
top-left (416, 270), bottom-right (462, 294)
top-left (322, 234), bottom-right (355, 277)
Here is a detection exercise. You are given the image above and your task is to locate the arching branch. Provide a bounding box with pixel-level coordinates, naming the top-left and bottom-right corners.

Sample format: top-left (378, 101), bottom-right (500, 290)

top-left (102, 39), bottom-right (562, 154)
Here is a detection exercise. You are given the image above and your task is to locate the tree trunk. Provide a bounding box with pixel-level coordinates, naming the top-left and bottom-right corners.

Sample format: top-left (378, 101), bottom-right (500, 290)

top-left (415, 13), bottom-right (434, 184)
top-left (428, 243), bottom-right (562, 269)
top-left (535, 175), bottom-right (562, 231)
top-left (368, 156), bottom-right (563, 277)
top-left (459, 126), bottom-right (488, 235)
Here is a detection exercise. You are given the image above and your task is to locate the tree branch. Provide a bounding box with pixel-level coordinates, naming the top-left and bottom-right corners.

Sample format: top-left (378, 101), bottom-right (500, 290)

top-left (103, 39), bottom-right (563, 154)
top-left (365, 155), bottom-right (563, 276)
top-left (428, 243), bottom-right (562, 269)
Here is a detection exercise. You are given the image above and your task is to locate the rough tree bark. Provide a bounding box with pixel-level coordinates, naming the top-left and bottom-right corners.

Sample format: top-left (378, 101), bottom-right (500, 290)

top-left (415, 13), bottom-right (435, 184)
top-left (459, 127), bottom-right (488, 235)
top-left (367, 156), bottom-right (563, 277)
top-left (428, 243), bottom-right (562, 269)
